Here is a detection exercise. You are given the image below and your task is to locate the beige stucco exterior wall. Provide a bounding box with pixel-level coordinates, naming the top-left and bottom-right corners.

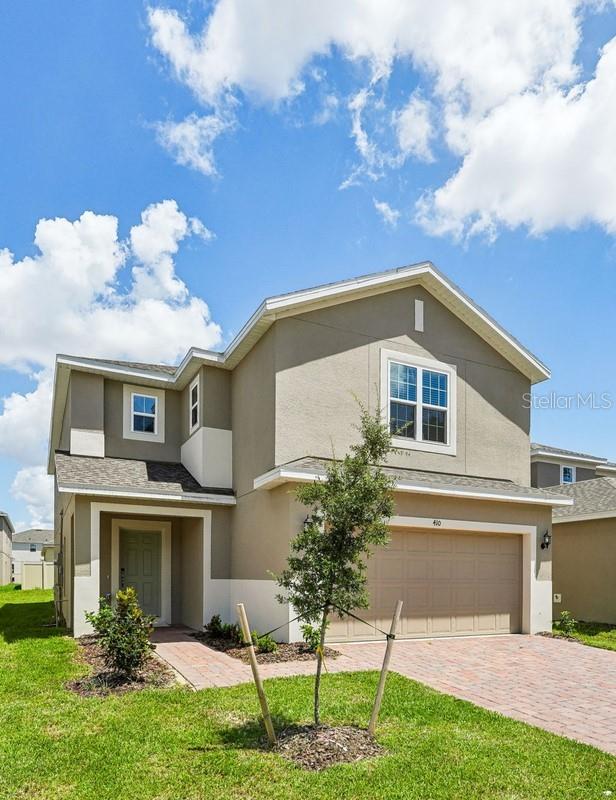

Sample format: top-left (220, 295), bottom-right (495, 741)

top-left (231, 327), bottom-right (276, 497)
top-left (274, 286), bottom-right (531, 485)
top-left (180, 366), bottom-right (232, 444)
top-left (103, 379), bottom-right (182, 462)
top-left (553, 517), bottom-right (616, 624)
top-left (71, 372), bottom-right (104, 431)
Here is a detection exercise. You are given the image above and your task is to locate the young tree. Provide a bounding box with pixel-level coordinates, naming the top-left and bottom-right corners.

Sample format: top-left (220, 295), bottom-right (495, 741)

top-left (276, 406), bottom-right (395, 725)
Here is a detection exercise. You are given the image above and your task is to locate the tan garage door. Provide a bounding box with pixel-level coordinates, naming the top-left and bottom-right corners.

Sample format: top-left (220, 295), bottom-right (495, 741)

top-left (327, 528), bottom-right (522, 641)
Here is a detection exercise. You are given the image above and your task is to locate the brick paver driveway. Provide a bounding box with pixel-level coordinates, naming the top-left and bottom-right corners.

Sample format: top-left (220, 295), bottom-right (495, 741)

top-left (152, 629), bottom-right (616, 755)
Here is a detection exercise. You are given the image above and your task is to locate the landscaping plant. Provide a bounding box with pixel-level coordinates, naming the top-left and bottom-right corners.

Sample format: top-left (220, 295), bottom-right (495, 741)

top-left (556, 610), bottom-right (577, 637)
top-left (300, 623), bottom-right (321, 652)
top-left (85, 587), bottom-right (155, 678)
top-left (276, 405), bottom-right (395, 725)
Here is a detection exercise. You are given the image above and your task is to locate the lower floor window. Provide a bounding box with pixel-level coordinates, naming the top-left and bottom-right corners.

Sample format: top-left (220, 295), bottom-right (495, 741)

top-left (390, 401), bottom-right (416, 439)
top-left (422, 408), bottom-right (447, 443)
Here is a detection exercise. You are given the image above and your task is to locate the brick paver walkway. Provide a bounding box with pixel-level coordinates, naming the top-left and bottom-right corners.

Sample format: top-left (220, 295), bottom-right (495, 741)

top-left (152, 628), bottom-right (616, 755)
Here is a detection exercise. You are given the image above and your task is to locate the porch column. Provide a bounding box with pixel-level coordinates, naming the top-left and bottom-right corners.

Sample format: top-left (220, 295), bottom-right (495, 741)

top-left (72, 504), bottom-right (101, 636)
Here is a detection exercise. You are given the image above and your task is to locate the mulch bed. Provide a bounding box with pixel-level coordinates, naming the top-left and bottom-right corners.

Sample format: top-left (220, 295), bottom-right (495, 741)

top-left (272, 724), bottom-right (385, 770)
top-left (193, 633), bottom-right (340, 664)
top-left (66, 636), bottom-right (176, 697)
top-left (537, 631), bottom-right (581, 645)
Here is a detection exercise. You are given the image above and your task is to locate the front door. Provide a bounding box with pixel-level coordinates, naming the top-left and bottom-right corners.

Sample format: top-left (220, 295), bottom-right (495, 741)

top-left (119, 530), bottom-right (162, 618)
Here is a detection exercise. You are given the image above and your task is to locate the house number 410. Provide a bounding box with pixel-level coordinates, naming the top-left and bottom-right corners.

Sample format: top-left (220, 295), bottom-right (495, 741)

top-left (432, 519), bottom-right (442, 527)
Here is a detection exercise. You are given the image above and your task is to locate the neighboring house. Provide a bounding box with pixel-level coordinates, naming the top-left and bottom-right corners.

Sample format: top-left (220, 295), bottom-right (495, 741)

top-left (0, 511), bottom-right (14, 586)
top-left (531, 443), bottom-right (616, 488)
top-left (542, 475), bottom-right (616, 625)
top-left (11, 529), bottom-right (55, 582)
top-left (48, 261), bottom-right (571, 639)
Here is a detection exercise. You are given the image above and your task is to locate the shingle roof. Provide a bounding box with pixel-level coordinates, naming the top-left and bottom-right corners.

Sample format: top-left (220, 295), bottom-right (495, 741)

top-left (73, 358), bottom-right (178, 376)
top-left (13, 529), bottom-right (54, 545)
top-left (55, 452), bottom-right (234, 498)
top-left (277, 457), bottom-right (569, 504)
top-left (531, 442), bottom-right (606, 462)
top-left (548, 477), bottom-right (616, 520)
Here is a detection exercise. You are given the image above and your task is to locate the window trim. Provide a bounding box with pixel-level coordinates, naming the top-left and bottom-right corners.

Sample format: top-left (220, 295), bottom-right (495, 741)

top-left (131, 392), bottom-right (158, 436)
top-left (122, 384), bottom-right (166, 443)
top-left (380, 348), bottom-right (457, 456)
top-left (560, 464), bottom-right (576, 484)
top-left (189, 375), bottom-right (200, 434)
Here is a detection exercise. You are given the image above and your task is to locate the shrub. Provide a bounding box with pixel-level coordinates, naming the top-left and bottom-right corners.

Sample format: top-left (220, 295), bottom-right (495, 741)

top-left (556, 610), bottom-right (577, 636)
top-left (204, 614), bottom-right (242, 644)
top-left (204, 613), bottom-right (225, 638)
top-left (251, 630), bottom-right (278, 653)
top-left (300, 622), bottom-right (322, 652)
top-left (85, 587), bottom-right (155, 678)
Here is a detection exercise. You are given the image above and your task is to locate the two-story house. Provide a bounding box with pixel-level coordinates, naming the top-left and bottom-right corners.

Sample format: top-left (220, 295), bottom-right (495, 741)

top-left (48, 262), bottom-right (571, 639)
top-left (531, 443), bottom-right (616, 625)
top-left (0, 511), bottom-right (14, 586)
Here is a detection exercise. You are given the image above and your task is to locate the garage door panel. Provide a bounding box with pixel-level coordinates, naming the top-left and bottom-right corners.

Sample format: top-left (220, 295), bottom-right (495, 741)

top-left (453, 560), bottom-right (476, 581)
top-left (432, 559), bottom-right (454, 581)
top-left (327, 528), bottom-right (522, 642)
top-left (407, 559), bottom-right (430, 580)
top-left (407, 532), bottom-right (429, 552)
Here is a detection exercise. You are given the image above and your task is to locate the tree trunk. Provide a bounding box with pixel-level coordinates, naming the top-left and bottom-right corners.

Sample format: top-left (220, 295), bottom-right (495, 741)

top-left (314, 607), bottom-right (330, 726)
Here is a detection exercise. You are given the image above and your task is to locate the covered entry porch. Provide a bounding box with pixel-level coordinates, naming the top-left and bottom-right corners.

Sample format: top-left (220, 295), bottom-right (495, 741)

top-left (73, 502), bottom-right (227, 637)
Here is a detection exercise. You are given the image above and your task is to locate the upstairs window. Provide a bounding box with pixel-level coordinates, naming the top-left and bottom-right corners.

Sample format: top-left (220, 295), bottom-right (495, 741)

top-left (561, 465), bottom-right (576, 484)
top-left (382, 349), bottom-right (456, 455)
top-left (123, 384), bottom-right (165, 443)
top-left (132, 393), bottom-right (157, 434)
top-left (29, 543), bottom-right (36, 553)
top-left (189, 376), bottom-right (200, 433)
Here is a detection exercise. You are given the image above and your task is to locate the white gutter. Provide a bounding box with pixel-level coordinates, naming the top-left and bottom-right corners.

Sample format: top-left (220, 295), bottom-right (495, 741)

top-left (253, 467), bottom-right (574, 507)
top-left (57, 483), bottom-right (236, 506)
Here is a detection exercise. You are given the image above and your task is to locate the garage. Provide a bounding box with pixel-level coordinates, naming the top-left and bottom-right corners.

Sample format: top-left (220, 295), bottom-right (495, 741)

top-left (328, 528), bottom-right (522, 641)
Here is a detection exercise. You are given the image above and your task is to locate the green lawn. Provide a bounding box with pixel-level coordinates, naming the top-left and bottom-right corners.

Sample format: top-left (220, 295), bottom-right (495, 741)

top-left (553, 619), bottom-right (616, 652)
top-left (2, 590), bottom-right (616, 800)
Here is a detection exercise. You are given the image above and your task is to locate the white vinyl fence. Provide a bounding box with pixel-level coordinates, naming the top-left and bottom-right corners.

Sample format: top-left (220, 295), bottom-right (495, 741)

top-left (21, 562), bottom-right (54, 590)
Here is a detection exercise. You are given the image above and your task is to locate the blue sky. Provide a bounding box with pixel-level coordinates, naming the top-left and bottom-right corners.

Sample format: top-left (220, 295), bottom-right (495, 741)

top-left (1, 1), bottom-right (616, 529)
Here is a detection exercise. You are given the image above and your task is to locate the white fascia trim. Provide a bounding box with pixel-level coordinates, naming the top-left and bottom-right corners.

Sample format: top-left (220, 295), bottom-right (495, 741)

top-left (56, 355), bottom-right (177, 384)
top-left (56, 483), bottom-right (236, 505)
top-left (253, 467), bottom-right (573, 506)
top-left (531, 451), bottom-right (604, 466)
top-left (553, 510), bottom-right (616, 524)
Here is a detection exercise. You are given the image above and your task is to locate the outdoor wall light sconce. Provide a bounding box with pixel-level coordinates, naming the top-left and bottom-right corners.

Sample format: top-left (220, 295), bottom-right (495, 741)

top-left (540, 530), bottom-right (552, 550)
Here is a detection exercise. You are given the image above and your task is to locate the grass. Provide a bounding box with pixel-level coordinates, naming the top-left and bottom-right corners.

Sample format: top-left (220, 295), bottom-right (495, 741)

top-left (1, 592), bottom-right (616, 800)
top-left (553, 618), bottom-right (616, 652)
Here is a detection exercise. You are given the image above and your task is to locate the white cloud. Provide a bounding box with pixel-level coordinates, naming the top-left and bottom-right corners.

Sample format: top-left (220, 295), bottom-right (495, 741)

top-left (0, 373), bottom-right (52, 466)
top-left (147, 0), bottom-right (616, 239)
top-left (0, 200), bottom-right (221, 525)
top-left (130, 199), bottom-right (214, 300)
top-left (155, 113), bottom-right (232, 176)
top-left (395, 93), bottom-right (434, 163)
top-left (373, 199), bottom-right (400, 228)
top-left (10, 467), bottom-right (54, 529)
top-left (313, 93), bottom-right (339, 126)
top-left (417, 36), bottom-right (616, 239)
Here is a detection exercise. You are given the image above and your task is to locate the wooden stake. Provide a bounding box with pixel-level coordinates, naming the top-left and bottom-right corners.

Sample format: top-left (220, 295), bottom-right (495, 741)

top-left (368, 600), bottom-right (403, 736)
top-left (236, 603), bottom-right (277, 745)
